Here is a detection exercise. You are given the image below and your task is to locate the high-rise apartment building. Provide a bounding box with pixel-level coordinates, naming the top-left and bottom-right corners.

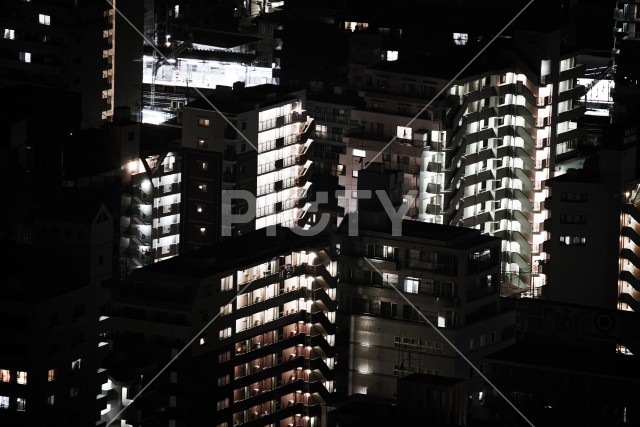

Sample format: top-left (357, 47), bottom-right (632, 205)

top-left (332, 208), bottom-right (515, 417)
top-left (181, 83), bottom-right (315, 249)
top-left (0, 197), bottom-right (112, 427)
top-left (0, 0), bottom-right (142, 128)
top-left (113, 110), bottom-right (184, 275)
top-left (108, 226), bottom-right (337, 427)
top-left (339, 29), bottom-right (586, 296)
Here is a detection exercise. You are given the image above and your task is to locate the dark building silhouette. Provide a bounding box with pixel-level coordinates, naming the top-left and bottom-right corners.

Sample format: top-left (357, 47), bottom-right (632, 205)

top-left (0, 197), bottom-right (112, 426)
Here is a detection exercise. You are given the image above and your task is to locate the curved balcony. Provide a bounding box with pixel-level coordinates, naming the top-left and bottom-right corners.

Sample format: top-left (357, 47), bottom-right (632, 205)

top-left (623, 203), bottom-right (640, 223)
top-left (621, 248), bottom-right (640, 270)
top-left (619, 292), bottom-right (640, 312)
top-left (619, 270), bottom-right (640, 293)
top-left (621, 226), bottom-right (640, 247)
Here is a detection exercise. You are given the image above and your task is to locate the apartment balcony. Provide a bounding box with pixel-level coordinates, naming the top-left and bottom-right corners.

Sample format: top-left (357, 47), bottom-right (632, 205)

top-left (558, 85), bottom-right (586, 102)
top-left (619, 292), bottom-right (640, 312)
top-left (559, 62), bottom-right (586, 81)
top-left (556, 125), bottom-right (586, 144)
top-left (153, 204), bottom-right (180, 218)
top-left (152, 244), bottom-right (179, 260)
top-left (159, 182), bottom-right (180, 196)
top-left (558, 104), bottom-right (586, 123)
top-left (296, 160), bottom-right (313, 186)
top-left (153, 223), bottom-right (179, 239)
top-left (614, 8), bottom-right (640, 22)
top-left (620, 270), bottom-right (640, 293)
top-left (405, 258), bottom-right (456, 275)
top-left (622, 226), bottom-right (640, 247)
top-left (466, 285), bottom-right (498, 303)
top-left (132, 187), bottom-right (152, 204)
top-left (623, 203), bottom-right (640, 223)
top-left (462, 210), bottom-right (493, 227)
top-left (621, 248), bottom-right (640, 270)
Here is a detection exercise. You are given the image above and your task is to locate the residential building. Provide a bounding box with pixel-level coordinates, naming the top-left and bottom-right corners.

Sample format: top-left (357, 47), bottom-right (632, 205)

top-left (612, 0), bottom-right (640, 123)
top-left (0, 197), bottom-right (112, 426)
top-left (108, 226), bottom-right (337, 427)
top-left (181, 82), bottom-right (314, 248)
top-left (339, 28), bottom-right (586, 297)
top-left (543, 122), bottom-right (638, 310)
top-left (332, 207), bottom-right (515, 419)
top-left (114, 110), bottom-right (183, 276)
top-left (0, 0), bottom-right (142, 128)
top-left (482, 298), bottom-right (640, 426)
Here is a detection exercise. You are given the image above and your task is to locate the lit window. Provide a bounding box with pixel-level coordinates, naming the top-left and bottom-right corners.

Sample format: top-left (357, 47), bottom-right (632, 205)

top-left (199, 337), bottom-right (205, 345)
top-left (19, 52), bottom-right (31, 63)
top-left (198, 183), bottom-right (207, 192)
top-left (39, 14), bottom-right (51, 25)
top-left (174, 5), bottom-right (180, 18)
top-left (199, 227), bottom-right (206, 236)
top-left (353, 149), bottom-right (366, 158)
top-left (197, 139), bottom-right (208, 149)
top-left (196, 205), bottom-right (203, 213)
top-left (404, 277), bottom-right (419, 294)
top-left (16, 397), bottom-right (25, 411)
top-left (198, 117), bottom-right (210, 127)
top-left (0, 370), bottom-right (9, 382)
top-left (71, 359), bottom-right (81, 371)
top-left (396, 126), bottom-right (412, 140)
top-left (47, 394), bottom-right (55, 406)
top-left (16, 371), bottom-right (27, 385)
top-left (3, 29), bottom-right (15, 40)
top-left (352, 170), bottom-right (358, 178)
top-left (219, 327), bottom-right (232, 340)
top-left (453, 32), bottom-right (468, 45)
top-left (0, 396), bottom-right (7, 409)
top-left (202, 161), bottom-right (208, 171)
top-left (386, 50), bottom-right (398, 61)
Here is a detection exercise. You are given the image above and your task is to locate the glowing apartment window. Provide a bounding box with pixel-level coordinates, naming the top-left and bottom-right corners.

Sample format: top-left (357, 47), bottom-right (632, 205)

top-left (47, 394), bottom-right (55, 406)
top-left (353, 149), bottom-right (366, 158)
top-left (201, 161), bottom-right (208, 171)
top-left (16, 371), bottom-right (27, 385)
top-left (453, 32), bottom-right (468, 45)
top-left (396, 126), bottom-right (412, 140)
top-left (0, 370), bottom-right (9, 382)
top-left (219, 327), bottom-right (232, 340)
top-left (386, 50), bottom-right (398, 61)
top-left (47, 369), bottom-right (56, 381)
top-left (196, 205), bottom-right (203, 213)
top-left (174, 5), bottom-right (180, 18)
top-left (16, 397), bottom-right (25, 411)
top-left (39, 14), bottom-right (51, 25)
top-left (3, 29), bottom-right (14, 40)
top-left (404, 277), bottom-right (419, 294)
top-left (198, 117), bottom-right (210, 127)
top-left (199, 227), bottom-right (206, 236)
top-left (0, 396), bottom-right (8, 409)
top-left (19, 52), bottom-right (31, 63)
top-left (197, 139), bottom-right (208, 149)
top-left (198, 183), bottom-right (207, 192)
top-left (71, 358), bottom-right (82, 371)
top-left (199, 337), bottom-right (205, 345)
